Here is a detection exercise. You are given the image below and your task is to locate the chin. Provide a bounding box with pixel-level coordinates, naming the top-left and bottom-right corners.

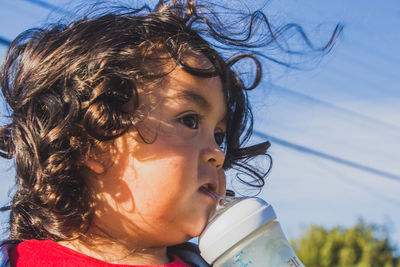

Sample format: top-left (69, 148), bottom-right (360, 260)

top-left (190, 217), bottom-right (210, 237)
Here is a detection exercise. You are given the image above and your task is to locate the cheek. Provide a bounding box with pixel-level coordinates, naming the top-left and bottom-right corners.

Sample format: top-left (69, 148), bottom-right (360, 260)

top-left (168, 159), bottom-right (179, 169)
top-left (138, 158), bottom-right (189, 198)
top-left (166, 157), bottom-right (191, 183)
top-left (218, 170), bottom-right (227, 194)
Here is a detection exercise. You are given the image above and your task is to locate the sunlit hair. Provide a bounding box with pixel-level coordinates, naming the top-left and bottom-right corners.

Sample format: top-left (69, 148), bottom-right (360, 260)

top-left (0, 0), bottom-right (341, 240)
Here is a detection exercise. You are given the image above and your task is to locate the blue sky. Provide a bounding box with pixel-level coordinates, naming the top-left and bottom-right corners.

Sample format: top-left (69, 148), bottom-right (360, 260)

top-left (1, 0), bottom-right (399, 253)
top-left (252, 0), bottom-right (400, 250)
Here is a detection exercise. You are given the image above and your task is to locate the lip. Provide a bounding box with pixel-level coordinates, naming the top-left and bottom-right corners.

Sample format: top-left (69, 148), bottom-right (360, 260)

top-left (199, 186), bottom-right (218, 202)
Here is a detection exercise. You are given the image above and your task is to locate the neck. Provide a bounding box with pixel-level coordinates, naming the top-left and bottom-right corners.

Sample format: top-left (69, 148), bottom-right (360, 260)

top-left (58, 234), bottom-right (170, 265)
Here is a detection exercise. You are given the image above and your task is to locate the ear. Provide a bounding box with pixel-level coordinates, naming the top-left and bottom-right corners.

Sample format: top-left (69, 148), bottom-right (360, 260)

top-left (82, 158), bottom-right (105, 174)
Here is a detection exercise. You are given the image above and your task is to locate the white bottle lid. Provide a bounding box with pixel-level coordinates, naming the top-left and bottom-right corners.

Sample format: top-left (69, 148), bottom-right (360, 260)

top-left (198, 197), bottom-right (277, 264)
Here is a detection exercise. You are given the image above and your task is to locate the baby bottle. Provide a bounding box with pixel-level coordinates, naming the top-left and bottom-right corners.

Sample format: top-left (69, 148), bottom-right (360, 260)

top-left (198, 197), bottom-right (305, 267)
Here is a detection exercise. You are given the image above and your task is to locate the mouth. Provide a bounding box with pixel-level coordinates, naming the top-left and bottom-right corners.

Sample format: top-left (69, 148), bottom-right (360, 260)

top-left (199, 183), bottom-right (219, 201)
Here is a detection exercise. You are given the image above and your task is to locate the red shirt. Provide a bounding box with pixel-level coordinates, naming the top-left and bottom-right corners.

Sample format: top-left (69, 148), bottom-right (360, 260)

top-left (10, 240), bottom-right (190, 267)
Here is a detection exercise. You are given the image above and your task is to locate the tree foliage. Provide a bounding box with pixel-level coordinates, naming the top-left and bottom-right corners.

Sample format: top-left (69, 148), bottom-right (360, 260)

top-left (291, 220), bottom-right (399, 267)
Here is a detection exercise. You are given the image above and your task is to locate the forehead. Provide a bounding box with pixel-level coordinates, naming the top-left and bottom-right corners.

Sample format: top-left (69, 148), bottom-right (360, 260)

top-left (160, 51), bottom-right (223, 97)
top-left (159, 61), bottom-right (226, 123)
top-left (136, 51), bottom-right (227, 119)
top-left (163, 65), bottom-right (224, 105)
top-left (181, 50), bottom-right (216, 70)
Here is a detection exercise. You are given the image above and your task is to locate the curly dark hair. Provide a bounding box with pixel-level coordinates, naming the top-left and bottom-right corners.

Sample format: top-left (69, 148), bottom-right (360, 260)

top-left (0, 0), bottom-right (341, 241)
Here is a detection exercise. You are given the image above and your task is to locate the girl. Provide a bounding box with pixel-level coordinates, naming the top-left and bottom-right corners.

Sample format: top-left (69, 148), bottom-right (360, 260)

top-left (0, 0), bottom-right (340, 266)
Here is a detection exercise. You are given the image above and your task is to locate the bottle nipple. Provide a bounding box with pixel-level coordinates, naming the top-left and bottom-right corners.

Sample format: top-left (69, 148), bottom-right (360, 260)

top-left (207, 190), bottom-right (245, 222)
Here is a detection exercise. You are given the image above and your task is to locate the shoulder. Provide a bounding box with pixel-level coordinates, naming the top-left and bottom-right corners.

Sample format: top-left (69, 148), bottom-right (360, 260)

top-left (1, 240), bottom-right (211, 266)
top-left (168, 242), bottom-right (211, 267)
top-left (0, 239), bottom-right (21, 267)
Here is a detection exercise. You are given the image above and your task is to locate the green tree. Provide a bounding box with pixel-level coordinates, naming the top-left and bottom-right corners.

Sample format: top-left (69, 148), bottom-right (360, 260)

top-left (291, 220), bottom-right (399, 267)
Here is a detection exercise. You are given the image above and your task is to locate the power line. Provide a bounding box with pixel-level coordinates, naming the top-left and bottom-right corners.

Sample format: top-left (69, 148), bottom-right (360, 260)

top-left (17, 0), bottom-right (400, 89)
top-left (0, 37), bottom-right (11, 47)
top-left (254, 130), bottom-right (400, 182)
top-left (6, 0), bottom-right (400, 184)
top-left (317, 159), bottom-right (400, 207)
top-left (1, 0), bottom-right (71, 49)
top-left (22, 0), bottom-right (72, 16)
top-left (266, 83), bottom-right (400, 130)
top-left (1, 1), bottom-right (67, 48)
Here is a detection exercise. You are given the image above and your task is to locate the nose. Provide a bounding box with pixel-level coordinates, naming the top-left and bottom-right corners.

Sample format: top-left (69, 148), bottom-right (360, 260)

top-left (201, 139), bottom-right (225, 170)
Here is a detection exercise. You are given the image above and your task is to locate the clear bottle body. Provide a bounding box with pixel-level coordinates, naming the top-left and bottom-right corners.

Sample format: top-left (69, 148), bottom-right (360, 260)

top-left (213, 220), bottom-right (305, 267)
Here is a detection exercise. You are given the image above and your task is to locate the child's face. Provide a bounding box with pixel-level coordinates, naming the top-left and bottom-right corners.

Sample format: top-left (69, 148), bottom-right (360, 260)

top-left (88, 56), bottom-right (227, 247)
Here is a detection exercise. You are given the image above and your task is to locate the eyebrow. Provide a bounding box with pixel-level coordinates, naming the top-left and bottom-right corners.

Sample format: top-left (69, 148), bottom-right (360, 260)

top-left (173, 90), bottom-right (211, 112)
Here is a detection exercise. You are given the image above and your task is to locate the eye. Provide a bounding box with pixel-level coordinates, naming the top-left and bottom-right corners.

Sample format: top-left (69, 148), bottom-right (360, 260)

top-left (214, 132), bottom-right (226, 146)
top-left (179, 113), bottom-right (200, 129)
